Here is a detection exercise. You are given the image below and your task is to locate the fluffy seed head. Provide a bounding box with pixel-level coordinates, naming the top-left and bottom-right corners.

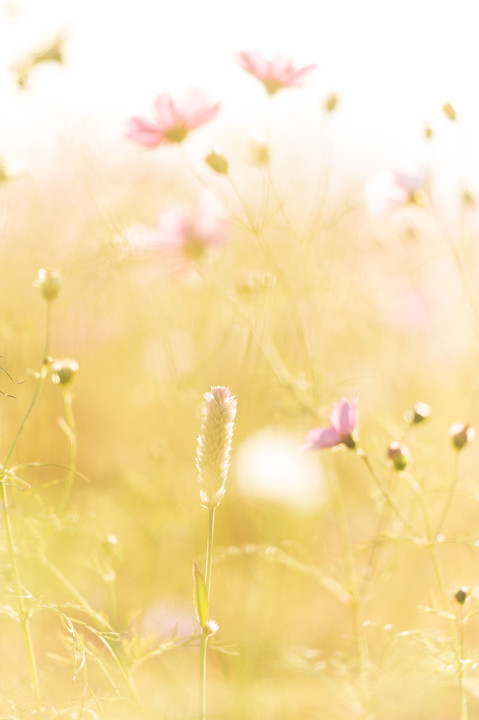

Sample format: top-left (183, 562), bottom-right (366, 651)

top-left (196, 386), bottom-right (237, 509)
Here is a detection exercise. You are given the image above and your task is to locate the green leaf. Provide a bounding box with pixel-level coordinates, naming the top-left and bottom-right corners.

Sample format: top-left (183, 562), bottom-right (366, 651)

top-left (192, 561), bottom-right (208, 629)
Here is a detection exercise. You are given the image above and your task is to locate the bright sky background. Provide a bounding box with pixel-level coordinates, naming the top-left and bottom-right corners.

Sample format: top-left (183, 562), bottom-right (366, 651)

top-left (0, 0), bottom-right (478, 187)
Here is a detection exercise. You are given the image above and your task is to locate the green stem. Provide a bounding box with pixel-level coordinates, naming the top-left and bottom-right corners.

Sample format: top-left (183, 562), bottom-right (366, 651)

top-left (358, 450), bottom-right (422, 539)
top-left (404, 473), bottom-right (467, 718)
top-left (0, 300), bottom-right (52, 713)
top-left (200, 506), bottom-right (216, 720)
top-left (58, 388), bottom-right (77, 516)
top-left (328, 461), bottom-right (370, 716)
top-left (40, 554), bottom-right (144, 718)
top-left (436, 451), bottom-right (459, 537)
top-left (0, 482), bottom-right (42, 712)
top-left (3, 302), bottom-right (51, 471)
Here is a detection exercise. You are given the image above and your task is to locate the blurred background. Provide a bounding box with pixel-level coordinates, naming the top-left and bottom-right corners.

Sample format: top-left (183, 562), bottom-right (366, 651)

top-left (1, 2), bottom-right (479, 719)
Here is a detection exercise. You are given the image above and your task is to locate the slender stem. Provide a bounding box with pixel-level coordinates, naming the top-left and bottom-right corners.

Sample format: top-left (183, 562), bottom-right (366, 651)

top-left (360, 471), bottom-right (399, 595)
top-left (40, 554), bottom-right (144, 718)
top-left (358, 450), bottom-right (422, 539)
top-left (58, 388), bottom-right (77, 516)
top-left (200, 506), bottom-right (216, 720)
top-left (404, 473), bottom-right (467, 718)
top-left (0, 482), bottom-right (42, 712)
top-left (0, 300), bottom-right (52, 713)
top-left (458, 604), bottom-right (468, 720)
top-left (328, 461), bottom-right (370, 716)
top-left (436, 451), bottom-right (459, 537)
top-left (3, 302), bottom-right (51, 471)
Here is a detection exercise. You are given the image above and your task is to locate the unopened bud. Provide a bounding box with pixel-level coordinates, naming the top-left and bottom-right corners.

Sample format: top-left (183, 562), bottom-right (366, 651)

top-left (51, 358), bottom-right (79, 387)
top-left (449, 422), bottom-right (474, 451)
top-left (423, 123), bottom-right (434, 140)
top-left (462, 188), bottom-right (477, 208)
top-left (249, 137), bottom-right (269, 167)
top-left (387, 441), bottom-right (411, 471)
top-left (196, 386), bottom-right (237, 509)
top-left (404, 402), bottom-right (430, 425)
top-left (454, 587), bottom-right (468, 605)
top-left (205, 148), bottom-right (229, 175)
top-left (323, 92), bottom-right (339, 113)
top-left (442, 102), bottom-right (457, 122)
top-left (36, 268), bottom-right (61, 302)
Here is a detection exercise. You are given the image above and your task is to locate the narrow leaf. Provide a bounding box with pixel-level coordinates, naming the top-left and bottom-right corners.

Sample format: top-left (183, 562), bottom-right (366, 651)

top-left (192, 561), bottom-right (208, 629)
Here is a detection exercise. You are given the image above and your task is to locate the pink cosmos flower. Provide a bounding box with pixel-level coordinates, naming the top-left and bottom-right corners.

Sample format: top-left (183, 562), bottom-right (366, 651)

top-left (365, 164), bottom-right (429, 214)
top-left (235, 50), bottom-right (317, 95)
top-left (302, 395), bottom-right (358, 450)
top-left (126, 87), bottom-right (220, 148)
top-left (115, 193), bottom-right (228, 271)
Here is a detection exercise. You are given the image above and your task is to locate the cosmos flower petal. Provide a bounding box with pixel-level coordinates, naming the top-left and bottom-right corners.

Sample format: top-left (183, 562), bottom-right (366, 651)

top-left (127, 88), bottom-right (220, 148)
top-left (153, 93), bottom-right (177, 129)
top-left (302, 427), bottom-right (342, 450)
top-left (125, 116), bottom-right (164, 147)
top-left (235, 49), bottom-right (317, 93)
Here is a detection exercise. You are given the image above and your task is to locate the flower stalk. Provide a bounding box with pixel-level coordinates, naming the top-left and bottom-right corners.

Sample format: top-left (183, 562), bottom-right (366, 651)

top-left (195, 386), bottom-right (236, 720)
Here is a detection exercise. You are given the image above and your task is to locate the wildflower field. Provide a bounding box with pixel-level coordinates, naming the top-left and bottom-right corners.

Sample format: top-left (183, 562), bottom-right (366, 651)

top-left (2, 10), bottom-right (479, 720)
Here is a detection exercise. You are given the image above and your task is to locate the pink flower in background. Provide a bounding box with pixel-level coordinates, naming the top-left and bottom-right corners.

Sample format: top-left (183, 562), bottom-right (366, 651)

top-left (116, 193), bottom-right (228, 270)
top-left (235, 50), bottom-right (317, 95)
top-left (126, 87), bottom-right (220, 148)
top-left (302, 395), bottom-right (358, 450)
top-left (365, 164), bottom-right (429, 214)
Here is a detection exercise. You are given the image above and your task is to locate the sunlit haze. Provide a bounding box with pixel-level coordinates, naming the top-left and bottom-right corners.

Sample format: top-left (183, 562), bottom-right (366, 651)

top-left (1, 0), bottom-right (478, 188)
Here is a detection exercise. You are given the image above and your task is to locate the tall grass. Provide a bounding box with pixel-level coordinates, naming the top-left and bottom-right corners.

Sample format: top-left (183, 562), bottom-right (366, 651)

top-left (1, 60), bottom-right (479, 720)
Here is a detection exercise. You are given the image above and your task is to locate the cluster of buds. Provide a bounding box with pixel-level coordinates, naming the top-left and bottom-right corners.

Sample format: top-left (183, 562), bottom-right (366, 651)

top-left (196, 386), bottom-right (237, 509)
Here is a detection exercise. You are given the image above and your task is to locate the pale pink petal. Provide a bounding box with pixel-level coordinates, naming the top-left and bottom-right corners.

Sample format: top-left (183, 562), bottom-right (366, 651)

top-left (235, 50), bottom-right (270, 79)
top-left (236, 50), bottom-right (317, 91)
top-left (365, 172), bottom-right (410, 214)
top-left (153, 93), bottom-right (178, 129)
top-left (329, 396), bottom-right (358, 436)
top-left (269, 53), bottom-right (295, 78)
top-left (285, 63), bottom-right (318, 86)
top-left (348, 393), bottom-right (358, 432)
top-left (302, 426), bottom-right (342, 450)
top-left (193, 194), bottom-right (228, 246)
top-left (154, 205), bottom-right (190, 248)
top-left (392, 166), bottom-right (428, 193)
top-left (125, 116), bottom-right (164, 147)
top-left (176, 88), bottom-right (220, 129)
top-left (330, 398), bottom-right (349, 435)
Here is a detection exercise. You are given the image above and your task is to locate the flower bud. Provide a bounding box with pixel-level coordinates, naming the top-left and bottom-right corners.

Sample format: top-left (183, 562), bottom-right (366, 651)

top-left (387, 441), bottom-right (411, 471)
top-left (196, 386), bottom-right (237, 509)
top-left (205, 148), bottom-right (229, 175)
top-left (449, 422), bottom-right (474, 451)
top-left (36, 268), bottom-right (61, 302)
top-left (454, 587), bottom-right (468, 605)
top-left (423, 123), bottom-right (434, 140)
top-left (404, 402), bottom-right (430, 425)
top-left (323, 92), bottom-right (339, 113)
top-left (51, 358), bottom-right (79, 387)
top-left (462, 188), bottom-right (477, 208)
top-left (442, 102), bottom-right (457, 122)
top-left (248, 137), bottom-right (269, 167)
